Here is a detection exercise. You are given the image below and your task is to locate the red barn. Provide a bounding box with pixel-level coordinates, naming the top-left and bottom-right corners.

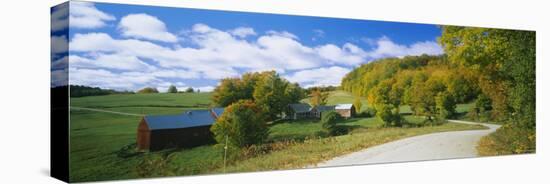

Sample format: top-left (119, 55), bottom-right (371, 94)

top-left (137, 108), bottom-right (224, 151)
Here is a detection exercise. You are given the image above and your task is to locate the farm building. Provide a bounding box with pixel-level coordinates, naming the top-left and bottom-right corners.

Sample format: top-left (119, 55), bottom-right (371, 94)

top-left (287, 103), bottom-right (314, 119)
top-left (335, 104), bottom-right (356, 118)
top-left (286, 103), bottom-right (335, 119)
top-left (137, 108), bottom-right (224, 151)
top-left (310, 105), bottom-right (336, 118)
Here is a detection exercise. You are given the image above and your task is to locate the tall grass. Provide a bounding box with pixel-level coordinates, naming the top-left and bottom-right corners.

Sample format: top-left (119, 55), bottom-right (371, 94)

top-left (477, 124), bottom-right (535, 156)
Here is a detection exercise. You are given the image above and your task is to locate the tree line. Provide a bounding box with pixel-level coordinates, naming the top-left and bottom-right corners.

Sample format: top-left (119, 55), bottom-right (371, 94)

top-left (69, 85), bottom-right (134, 97)
top-left (342, 26), bottom-right (535, 154)
top-left (440, 26), bottom-right (535, 155)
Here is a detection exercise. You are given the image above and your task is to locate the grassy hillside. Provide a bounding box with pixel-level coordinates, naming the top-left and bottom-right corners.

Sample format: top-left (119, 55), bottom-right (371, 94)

top-left (71, 92), bottom-right (213, 115)
top-left (301, 90), bottom-right (369, 111)
top-left (71, 92), bottom-right (213, 108)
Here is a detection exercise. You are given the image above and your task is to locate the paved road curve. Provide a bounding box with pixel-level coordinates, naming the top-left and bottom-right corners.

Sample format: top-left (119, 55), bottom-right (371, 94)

top-left (316, 120), bottom-right (501, 167)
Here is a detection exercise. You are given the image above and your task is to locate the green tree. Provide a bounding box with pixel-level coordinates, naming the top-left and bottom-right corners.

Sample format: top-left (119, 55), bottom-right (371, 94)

top-left (212, 71), bottom-right (301, 115)
top-left (167, 85), bottom-right (177, 93)
top-left (435, 92), bottom-right (456, 119)
top-left (253, 72), bottom-right (290, 120)
top-left (321, 111), bottom-right (343, 135)
top-left (369, 79), bottom-right (403, 126)
top-left (475, 94), bottom-right (493, 112)
top-left (375, 104), bottom-right (402, 127)
top-left (137, 87), bottom-right (159, 94)
top-left (285, 83), bottom-right (306, 105)
top-left (210, 100), bottom-right (268, 148)
top-left (185, 87), bottom-right (194, 93)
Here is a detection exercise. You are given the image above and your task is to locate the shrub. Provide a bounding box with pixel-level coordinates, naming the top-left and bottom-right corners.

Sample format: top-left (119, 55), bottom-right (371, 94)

top-left (467, 94), bottom-right (493, 122)
top-left (321, 111), bottom-right (344, 135)
top-left (375, 104), bottom-right (402, 127)
top-left (365, 107), bottom-right (377, 117)
top-left (210, 100), bottom-right (268, 148)
top-left (477, 124), bottom-right (535, 156)
top-left (138, 87), bottom-right (159, 94)
top-left (467, 107), bottom-right (491, 122)
top-left (475, 94), bottom-right (492, 112)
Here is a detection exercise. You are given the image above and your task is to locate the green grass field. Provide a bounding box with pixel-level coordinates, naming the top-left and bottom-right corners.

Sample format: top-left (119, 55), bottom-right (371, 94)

top-left (68, 90), bottom-right (482, 182)
top-left (69, 92), bottom-right (214, 181)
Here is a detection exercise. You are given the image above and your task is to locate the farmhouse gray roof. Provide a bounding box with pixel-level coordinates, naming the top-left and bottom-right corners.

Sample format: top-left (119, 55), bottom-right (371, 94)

top-left (144, 108), bottom-right (224, 130)
top-left (289, 103), bottom-right (312, 113)
top-left (315, 105), bottom-right (335, 112)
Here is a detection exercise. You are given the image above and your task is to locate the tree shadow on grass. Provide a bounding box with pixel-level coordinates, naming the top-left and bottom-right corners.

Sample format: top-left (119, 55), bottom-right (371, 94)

top-left (331, 124), bottom-right (362, 135)
top-left (116, 143), bottom-right (144, 158)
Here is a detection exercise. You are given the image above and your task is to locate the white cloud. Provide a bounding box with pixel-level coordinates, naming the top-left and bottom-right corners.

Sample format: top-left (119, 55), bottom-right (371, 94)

top-left (266, 30), bottom-right (299, 40)
top-left (406, 41), bottom-right (445, 56)
top-left (229, 27), bottom-right (256, 38)
top-left (367, 36), bottom-right (443, 58)
top-left (52, 56), bottom-right (68, 70)
top-left (312, 29), bottom-right (325, 41)
top-left (285, 66), bottom-right (351, 88)
top-left (69, 2), bottom-right (115, 29)
top-left (118, 13), bottom-right (177, 43)
top-left (68, 23), bottom-right (443, 90)
top-left (69, 68), bottom-right (159, 90)
top-left (313, 29), bottom-right (325, 37)
top-left (315, 43), bottom-right (365, 65)
top-left (51, 68), bottom-right (68, 87)
top-left (51, 3), bottom-right (69, 32)
top-left (69, 54), bottom-right (155, 71)
top-left (149, 68), bottom-right (201, 79)
top-left (51, 35), bottom-right (68, 54)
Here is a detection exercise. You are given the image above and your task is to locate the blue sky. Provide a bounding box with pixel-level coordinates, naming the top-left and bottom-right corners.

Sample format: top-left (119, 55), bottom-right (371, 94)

top-left (51, 1), bottom-right (444, 92)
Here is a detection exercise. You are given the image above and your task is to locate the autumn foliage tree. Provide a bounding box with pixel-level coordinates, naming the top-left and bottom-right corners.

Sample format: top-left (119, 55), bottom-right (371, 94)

top-left (341, 55), bottom-right (469, 125)
top-left (309, 88), bottom-right (329, 107)
top-left (439, 26), bottom-right (535, 154)
top-left (212, 71), bottom-right (305, 120)
top-left (439, 26), bottom-right (535, 124)
top-left (210, 100), bottom-right (269, 148)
